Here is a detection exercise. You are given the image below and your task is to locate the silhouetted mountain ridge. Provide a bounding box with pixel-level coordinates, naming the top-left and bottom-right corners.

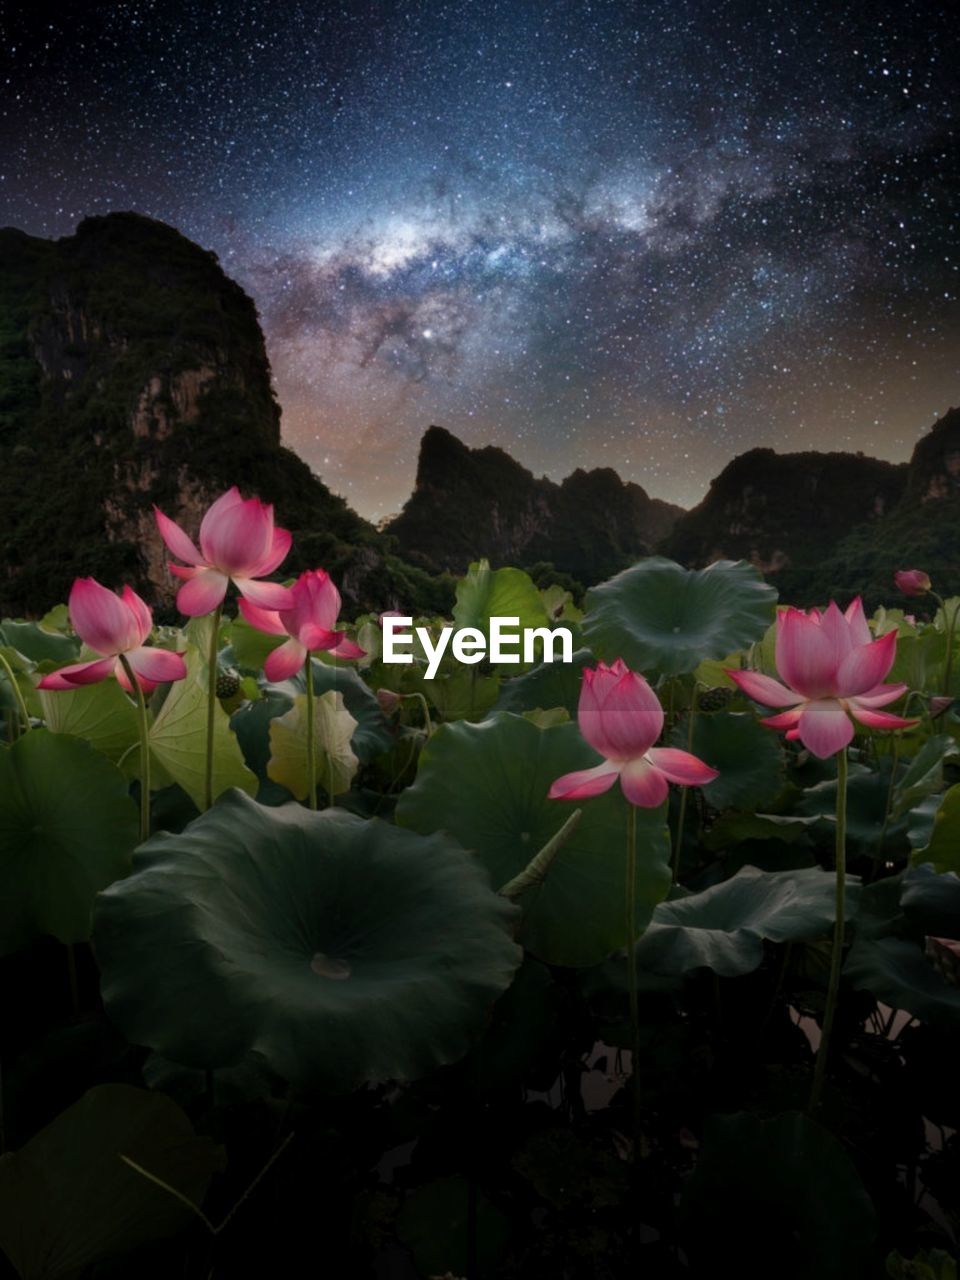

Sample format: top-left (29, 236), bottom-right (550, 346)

top-left (2, 211), bottom-right (955, 616)
top-left (662, 447), bottom-right (908, 574)
top-left (385, 425), bottom-right (683, 582)
top-left (659, 412), bottom-right (960, 603)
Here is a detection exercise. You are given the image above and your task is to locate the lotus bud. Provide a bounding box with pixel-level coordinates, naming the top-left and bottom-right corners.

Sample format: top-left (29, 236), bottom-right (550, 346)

top-left (377, 688), bottom-right (402, 715)
top-left (894, 569), bottom-right (932, 598)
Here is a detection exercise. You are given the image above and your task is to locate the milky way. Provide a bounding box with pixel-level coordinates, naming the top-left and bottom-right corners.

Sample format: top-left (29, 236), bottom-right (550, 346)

top-left (2, 0), bottom-right (957, 517)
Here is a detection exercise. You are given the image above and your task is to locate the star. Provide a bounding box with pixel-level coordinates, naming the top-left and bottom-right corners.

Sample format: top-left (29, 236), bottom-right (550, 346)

top-left (0, 1), bottom-right (955, 519)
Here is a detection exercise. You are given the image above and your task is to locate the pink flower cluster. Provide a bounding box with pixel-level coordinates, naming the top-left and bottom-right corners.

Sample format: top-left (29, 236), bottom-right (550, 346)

top-left (36, 487), bottom-right (922, 815)
top-left (40, 487), bottom-right (363, 696)
top-left (551, 592), bottom-right (918, 811)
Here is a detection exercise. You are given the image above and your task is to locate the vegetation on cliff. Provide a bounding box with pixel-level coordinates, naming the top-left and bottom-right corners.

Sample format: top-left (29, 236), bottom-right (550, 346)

top-left (662, 447), bottom-right (907, 581)
top-left (659, 410), bottom-right (960, 608)
top-left (0, 213), bottom-right (449, 618)
top-left (385, 425), bottom-right (682, 582)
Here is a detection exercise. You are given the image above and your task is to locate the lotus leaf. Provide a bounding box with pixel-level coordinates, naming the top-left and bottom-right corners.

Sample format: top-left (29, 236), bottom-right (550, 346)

top-left (582, 557), bottom-right (777, 677)
top-left (95, 791), bottom-right (521, 1089)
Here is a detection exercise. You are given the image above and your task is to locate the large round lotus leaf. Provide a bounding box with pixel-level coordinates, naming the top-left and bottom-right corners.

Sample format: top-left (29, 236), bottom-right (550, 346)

top-left (266, 691), bottom-right (359, 802)
top-left (703, 812), bottom-right (815, 854)
top-left (418, 665), bottom-right (501, 722)
top-left (680, 1110), bottom-right (876, 1280)
top-left (632, 866), bottom-right (857, 978)
top-left (891, 734), bottom-right (960, 820)
top-left (797, 764), bottom-right (909, 855)
top-left (908, 794), bottom-right (942, 853)
top-left (0, 729), bottom-right (138, 955)
top-left (224, 613), bottom-right (284, 671)
top-left (231, 662), bottom-right (392, 803)
top-left (582, 557), bottom-right (777, 676)
top-left (300, 660), bottom-right (394, 762)
top-left (230, 690), bottom-right (298, 804)
top-left (901, 864), bottom-right (960, 937)
top-left (494, 648), bottom-right (594, 718)
top-left (145, 645), bottom-right (256, 808)
top-left (395, 713), bottom-right (672, 967)
top-left (0, 645), bottom-right (42, 724)
top-left (914, 782), bottom-right (960, 874)
top-left (854, 874), bottom-right (906, 940)
top-left (38, 679), bottom-right (139, 764)
top-left (0, 1083), bottom-right (223, 1280)
top-left (0, 619), bottom-right (79, 665)
top-left (94, 791), bottom-right (521, 1090)
top-left (453, 559), bottom-right (550, 640)
top-left (671, 710), bottom-right (783, 811)
top-left (888, 629), bottom-right (947, 697)
top-left (844, 935), bottom-right (960, 1030)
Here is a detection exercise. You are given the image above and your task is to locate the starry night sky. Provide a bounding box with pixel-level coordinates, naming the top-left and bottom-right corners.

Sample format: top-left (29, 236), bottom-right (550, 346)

top-left (2, 0), bottom-right (958, 518)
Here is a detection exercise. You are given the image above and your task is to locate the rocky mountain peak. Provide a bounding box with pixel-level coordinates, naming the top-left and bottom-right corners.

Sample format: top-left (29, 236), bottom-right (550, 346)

top-left (385, 427), bottom-right (684, 581)
top-left (906, 406), bottom-right (960, 502)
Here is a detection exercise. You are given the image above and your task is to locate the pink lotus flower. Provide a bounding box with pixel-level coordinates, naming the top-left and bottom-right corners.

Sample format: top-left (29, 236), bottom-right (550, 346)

top-left (894, 569), bottom-right (931, 598)
top-left (38, 578), bottom-right (186, 694)
top-left (238, 568), bottom-right (365, 681)
top-left (154, 487), bottom-right (295, 616)
top-left (726, 599), bottom-right (918, 759)
top-left (548, 659), bottom-right (719, 807)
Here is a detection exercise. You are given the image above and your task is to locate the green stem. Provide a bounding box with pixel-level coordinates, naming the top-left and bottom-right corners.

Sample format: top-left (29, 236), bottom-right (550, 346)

top-left (930, 592), bottom-right (957, 697)
top-left (945, 601), bottom-right (959, 698)
top-left (875, 689), bottom-right (924, 871)
top-left (118, 654), bottom-right (151, 843)
top-left (875, 734), bottom-right (901, 866)
top-left (327, 661), bottom-right (336, 807)
top-left (809, 747), bottom-right (847, 1112)
top-left (204, 606), bottom-right (223, 811)
top-left (120, 1131), bottom-right (295, 1237)
top-left (759, 940), bottom-right (794, 1035)
top-left (499, 809), bottom-right (582, 898)
top-left (625, 802), bottom-right (641, 1136)
top-left (305, 654), bottom-right (317, 810)
top-left (408, 691), bottom-right (434, 736)
top-left (0, 651), bottom-right (31, 739)
top-left (672, 685), bottom-right (699, 883)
